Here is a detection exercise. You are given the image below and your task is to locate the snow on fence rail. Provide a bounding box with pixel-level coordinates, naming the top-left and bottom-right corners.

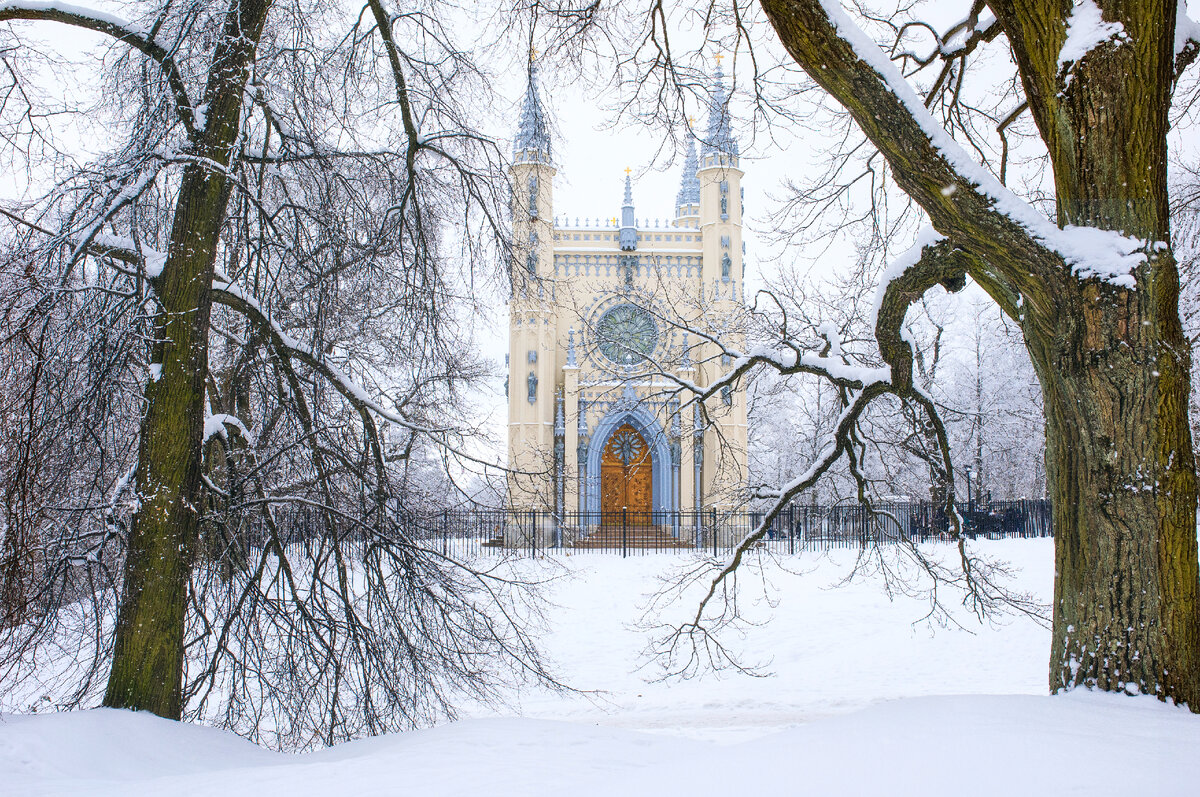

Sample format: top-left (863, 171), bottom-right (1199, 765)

top-left (225, 500), bottom-right (1052, 560)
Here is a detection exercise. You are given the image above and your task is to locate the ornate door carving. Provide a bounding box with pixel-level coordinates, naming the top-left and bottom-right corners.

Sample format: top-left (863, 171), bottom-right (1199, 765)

top-left (600, 424), bottom-right (653, 524)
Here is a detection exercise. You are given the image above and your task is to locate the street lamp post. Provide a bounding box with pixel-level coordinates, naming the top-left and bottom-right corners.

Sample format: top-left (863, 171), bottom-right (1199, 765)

top-left (964, 465), bottom-right (974, 513)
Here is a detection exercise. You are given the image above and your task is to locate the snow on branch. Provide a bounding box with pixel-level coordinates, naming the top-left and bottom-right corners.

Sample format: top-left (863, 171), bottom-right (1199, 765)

top-left (1057, 0), bottom-right (1128, 73)
top-left (208, 277), bottom-right (447, 437)
top-left (814, 0), bottom-right (1151, 288)
top-left (1178, 1), bottom-right (1200, 79)
top-left (203, 412), bottom-right (255, 446)
top-left (872, 226), bottom-right (947, 326)
top-left (1180, 1), bottom-right (1200, 55)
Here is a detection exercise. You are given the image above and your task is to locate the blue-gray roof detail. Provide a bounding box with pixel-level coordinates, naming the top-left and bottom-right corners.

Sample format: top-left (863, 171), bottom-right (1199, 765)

top-left (702, 63), bottom-right (738, 158)
top-left (515, 62), bottom-right (552, 160)
top-left (676, 140), bottom-right (700, 207)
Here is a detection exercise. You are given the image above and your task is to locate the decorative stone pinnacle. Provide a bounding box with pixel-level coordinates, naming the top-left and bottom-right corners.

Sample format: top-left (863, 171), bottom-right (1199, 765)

top-left (702, 60), bottom-right (738, 160)
top-left (514, 61), bottom-right (552, 160)
top-left (619, 174), bottom-right (637, 249)
top-left (676, 140), bottom-right (700, 210)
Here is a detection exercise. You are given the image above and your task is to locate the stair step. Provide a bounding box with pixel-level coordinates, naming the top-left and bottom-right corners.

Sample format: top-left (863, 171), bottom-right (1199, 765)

top-left (570, 525), bottom-right (693, 549)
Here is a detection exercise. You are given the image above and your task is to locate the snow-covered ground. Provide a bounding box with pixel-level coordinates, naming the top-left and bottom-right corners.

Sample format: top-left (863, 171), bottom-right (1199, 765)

top-left (3, 538), bottom-right (1198, 795)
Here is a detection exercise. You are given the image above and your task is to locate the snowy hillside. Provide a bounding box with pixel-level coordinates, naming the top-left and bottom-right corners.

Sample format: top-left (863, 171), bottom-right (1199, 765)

top-left (3, 538), bottom-right (1198, 795)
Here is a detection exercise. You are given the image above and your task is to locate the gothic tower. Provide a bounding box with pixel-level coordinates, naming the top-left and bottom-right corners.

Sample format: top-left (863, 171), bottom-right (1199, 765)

top-left (507, 59), bottom-right (557, 510)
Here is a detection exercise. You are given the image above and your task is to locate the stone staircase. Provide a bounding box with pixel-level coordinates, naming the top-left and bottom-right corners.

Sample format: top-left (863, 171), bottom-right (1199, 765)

top-left (570, 524), bottom-right (693, 550)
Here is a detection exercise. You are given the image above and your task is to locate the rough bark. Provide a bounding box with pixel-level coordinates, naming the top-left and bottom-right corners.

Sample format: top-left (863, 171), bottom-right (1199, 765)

top-left (991, 0), bottom-right (1200, 702)
top-left (102, 0), bottom-right (274, 718)
top-left (759, 0), bottom-right (1200, 708)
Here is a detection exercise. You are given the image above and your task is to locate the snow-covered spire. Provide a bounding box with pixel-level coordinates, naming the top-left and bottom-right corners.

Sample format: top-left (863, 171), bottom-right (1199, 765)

top-left (702, 59), bottom-right (738, 160)
top-left (619, 169), bottom-right (637, 250)
top-left (514, 58), bottom-right (552, 162)
top-left (676, 139), bottom-right (700, 210)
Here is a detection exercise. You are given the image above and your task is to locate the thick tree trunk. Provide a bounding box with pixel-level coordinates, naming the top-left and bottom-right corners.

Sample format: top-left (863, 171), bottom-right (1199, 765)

top-left (1030, 269), bottom-right (1200, 705)
top-left (103, 0), bottom-right (273, 718)
top-left (102, 164), bottom-right (231, 717)
top-left (1004, 0), bottom-right (1200, 707)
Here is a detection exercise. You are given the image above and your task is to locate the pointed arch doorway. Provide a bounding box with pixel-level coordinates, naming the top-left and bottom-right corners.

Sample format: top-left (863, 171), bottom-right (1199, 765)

top-left (600, 423), bottom-right (653, 525)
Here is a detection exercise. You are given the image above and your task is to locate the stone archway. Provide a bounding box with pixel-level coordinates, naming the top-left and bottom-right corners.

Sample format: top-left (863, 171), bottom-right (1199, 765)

top-left (584, 405), bottom-right (676, 522)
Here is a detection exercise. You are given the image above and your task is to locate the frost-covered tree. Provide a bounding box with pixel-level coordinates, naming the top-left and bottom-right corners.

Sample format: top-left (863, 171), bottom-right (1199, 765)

top-left (0, 0), bottom-right (550, 744)
top-left (748, 0), bottom-right (1200, 710)
top-left (574, 0), bottom-right (1200, 708)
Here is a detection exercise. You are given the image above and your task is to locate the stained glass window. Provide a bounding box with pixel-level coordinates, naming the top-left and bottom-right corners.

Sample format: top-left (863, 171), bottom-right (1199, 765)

top-left (595, 304), bottom-right (658, 366)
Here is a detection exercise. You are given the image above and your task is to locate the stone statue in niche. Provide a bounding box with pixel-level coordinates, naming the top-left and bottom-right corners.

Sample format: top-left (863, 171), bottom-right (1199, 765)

top-left (528, 174), bottom-right (539, 218)
top-left (721, 252), bottom-right (732, 279)
top-left (620, 255), bottom-right (635, 289)
top-left (527, 371), bottom-right (538, 404)
top-left (526, 230), bottom-right (538, 276)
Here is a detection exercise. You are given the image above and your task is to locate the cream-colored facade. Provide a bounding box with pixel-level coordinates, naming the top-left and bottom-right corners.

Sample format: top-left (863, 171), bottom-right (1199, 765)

top-left (506, 64), bottom-right (748, 531)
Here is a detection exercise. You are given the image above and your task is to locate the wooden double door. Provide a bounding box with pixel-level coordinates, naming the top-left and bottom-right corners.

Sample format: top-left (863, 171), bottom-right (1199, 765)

top-left (600, 424), bottom-right (653, 525)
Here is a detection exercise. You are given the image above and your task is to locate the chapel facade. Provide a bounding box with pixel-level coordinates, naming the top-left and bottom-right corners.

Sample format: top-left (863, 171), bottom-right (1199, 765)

top-left (506, 61), bottom-right (748, 534)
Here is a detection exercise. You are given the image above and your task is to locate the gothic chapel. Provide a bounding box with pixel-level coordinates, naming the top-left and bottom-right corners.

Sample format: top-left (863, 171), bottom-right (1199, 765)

top-left (506, 59), bottom-right (748, 541)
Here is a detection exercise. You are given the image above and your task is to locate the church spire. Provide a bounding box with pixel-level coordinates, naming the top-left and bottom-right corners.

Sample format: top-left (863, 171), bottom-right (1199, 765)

top-left (619, 169), bottom-right (637, 251)
top-left (702, 58), bottom-right (738, 160)
top-left (514, 56), bottom-right (552, 163)
top-left (676, 138), bottom-right (700, 211)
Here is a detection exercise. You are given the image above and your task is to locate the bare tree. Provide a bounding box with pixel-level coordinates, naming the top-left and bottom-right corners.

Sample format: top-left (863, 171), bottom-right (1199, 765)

top-left (0, 0), bottom-right (560, 745)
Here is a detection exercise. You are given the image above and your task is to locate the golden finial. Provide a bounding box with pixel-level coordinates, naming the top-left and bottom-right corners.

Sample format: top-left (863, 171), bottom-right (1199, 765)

top-left (624, 166), bottom-right (632, 175)
top-left (688, 115), bottom-right (696, 125)
top-left (714, 53), bottom-right (724, 65)
top-left (529, 46), bottom-right (538, 63)
top-left (611, 217), bottom-right (618, 226)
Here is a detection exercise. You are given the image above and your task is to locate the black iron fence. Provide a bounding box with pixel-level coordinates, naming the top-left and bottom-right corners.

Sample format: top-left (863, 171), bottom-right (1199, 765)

top-left (229, 499), bottom-right (1052, 560)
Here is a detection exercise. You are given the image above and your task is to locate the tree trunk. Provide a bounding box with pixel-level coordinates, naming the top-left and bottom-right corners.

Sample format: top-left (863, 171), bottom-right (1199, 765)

top-left (1003, 0), bottom-right (1200, 706)
top-left (102, 165), bottom-right (229, 717)
top-left (1030, 268), bottom-right (1200, 705)
top-left (103, 0), bottom-right (273, 718)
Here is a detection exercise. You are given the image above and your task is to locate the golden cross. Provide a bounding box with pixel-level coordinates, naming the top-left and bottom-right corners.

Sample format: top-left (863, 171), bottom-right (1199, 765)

top-left (714, 53), bottom-right (724, 65)
top-left (529, 46), bottom-right (538, 62)
top-left (625, 166), bottom-right (632, 175)
top-left (610, 217), bottom-right (618, 226)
